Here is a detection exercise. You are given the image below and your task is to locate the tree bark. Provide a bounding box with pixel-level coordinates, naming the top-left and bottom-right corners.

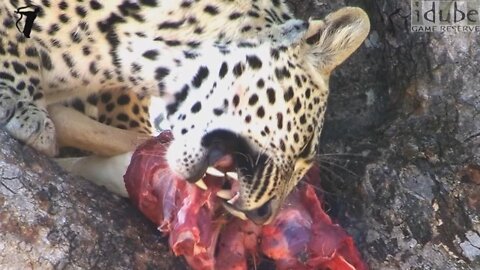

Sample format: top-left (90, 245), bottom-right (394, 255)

top-left (1, 1), bottom-right (479, 269)
top-left (294, 0), bottom-right (480, 269)
top-left (0, 130), bottom-right (186, 269)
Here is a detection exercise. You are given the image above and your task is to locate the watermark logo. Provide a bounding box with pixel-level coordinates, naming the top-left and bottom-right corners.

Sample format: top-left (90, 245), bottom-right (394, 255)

top-left (411, 0), bottom-right (480, 32)
top-left (14, 5), bottom-right (40, 38)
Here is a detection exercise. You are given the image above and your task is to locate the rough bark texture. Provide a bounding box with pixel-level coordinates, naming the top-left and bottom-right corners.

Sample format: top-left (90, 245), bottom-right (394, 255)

top-left (0, 130), bottom-right (187, 269)
top-left (1, 0), bottom-right (480, 269)
top-left (292, 0), bottom-right (480, 269)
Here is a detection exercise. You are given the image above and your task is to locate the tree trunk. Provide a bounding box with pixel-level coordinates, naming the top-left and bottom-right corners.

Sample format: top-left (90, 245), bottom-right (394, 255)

top-left (0, 130), bottom-right (186, 269)
top-left (295, 0), bottom-right (480, 269)
top-left (1, 1), bottom-right (479, 269)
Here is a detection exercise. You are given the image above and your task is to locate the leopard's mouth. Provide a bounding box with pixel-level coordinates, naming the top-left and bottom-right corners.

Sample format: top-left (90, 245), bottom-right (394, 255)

top-left (192, 153), bottom-right (247, 220)
top-left (191, 151), bottom-right (278, 225)
top-left (184, 129), bottom-right (277, 224)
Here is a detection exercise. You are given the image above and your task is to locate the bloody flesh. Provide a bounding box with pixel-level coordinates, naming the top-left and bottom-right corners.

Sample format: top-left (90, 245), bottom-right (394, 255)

top-left (124, 131), bottom-right (366, 270)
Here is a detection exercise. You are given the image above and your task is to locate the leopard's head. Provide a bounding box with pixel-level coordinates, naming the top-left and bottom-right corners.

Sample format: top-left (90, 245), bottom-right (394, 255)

top-left (166, 7), bottom-right (370, 224)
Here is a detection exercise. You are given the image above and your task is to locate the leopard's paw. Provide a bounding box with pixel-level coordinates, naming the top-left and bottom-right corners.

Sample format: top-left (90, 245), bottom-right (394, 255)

top-left (0, 92), bottom-right (15, 122)
top-left (2, 100), bottom-right (58, 157)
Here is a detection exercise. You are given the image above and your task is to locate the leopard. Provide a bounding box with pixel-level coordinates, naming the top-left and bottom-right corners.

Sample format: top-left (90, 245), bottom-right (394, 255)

top-left (0, 0), bottom-right (370, 224)
top-left (64, 89), bottom-right (154, 135)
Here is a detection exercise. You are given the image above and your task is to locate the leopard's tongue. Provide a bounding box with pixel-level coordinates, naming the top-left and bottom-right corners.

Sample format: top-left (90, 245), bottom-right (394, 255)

top-left (212, 154), bottom-right (234, 169)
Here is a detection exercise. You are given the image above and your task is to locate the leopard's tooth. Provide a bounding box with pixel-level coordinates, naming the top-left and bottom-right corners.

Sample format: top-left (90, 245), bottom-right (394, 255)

top-left (195, 179), bottom-right (208, 190)
top-left (206, 166), bottom-right (224, 177)
top-left (226, 172), bottom-right (238, 181)
top-left (216, 189), bottom-right (233, 200)
top-left (227, 192), bottom-right (240, 204)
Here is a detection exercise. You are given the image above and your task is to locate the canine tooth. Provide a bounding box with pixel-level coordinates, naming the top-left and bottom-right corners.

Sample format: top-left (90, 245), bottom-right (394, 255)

top-left (226, 172), bottom-right (238, 180)
top-left (206, 166), bottom-right (224, 177)
top-left (195, 179), bottom-right (208, 190)
top-left (216, 189), bottom-right (233, 200)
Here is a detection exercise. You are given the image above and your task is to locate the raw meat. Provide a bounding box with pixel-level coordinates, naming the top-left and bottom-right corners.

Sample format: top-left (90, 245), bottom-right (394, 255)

top-left (124, 132), bottom-right (366, 270)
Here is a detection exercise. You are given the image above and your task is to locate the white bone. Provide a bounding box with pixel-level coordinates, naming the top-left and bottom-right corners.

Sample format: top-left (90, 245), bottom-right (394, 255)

top-left (55, 152), bottom-right (133, 197)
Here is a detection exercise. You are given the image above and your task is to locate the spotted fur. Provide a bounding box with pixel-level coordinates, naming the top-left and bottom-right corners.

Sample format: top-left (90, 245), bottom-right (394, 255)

top-left (64, 89), bottom-right (153, 135)
top-left (0, 0), bottom-right (370, 224)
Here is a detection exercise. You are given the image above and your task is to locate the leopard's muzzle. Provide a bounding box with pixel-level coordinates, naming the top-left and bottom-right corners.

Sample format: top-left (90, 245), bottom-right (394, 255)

top-left (184, 129), bottom-right (280, 225)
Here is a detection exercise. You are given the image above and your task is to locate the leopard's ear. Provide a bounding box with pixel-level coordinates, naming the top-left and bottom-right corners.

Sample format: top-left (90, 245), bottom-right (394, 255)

top-left (303, 7), bottom-right (370, 73)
